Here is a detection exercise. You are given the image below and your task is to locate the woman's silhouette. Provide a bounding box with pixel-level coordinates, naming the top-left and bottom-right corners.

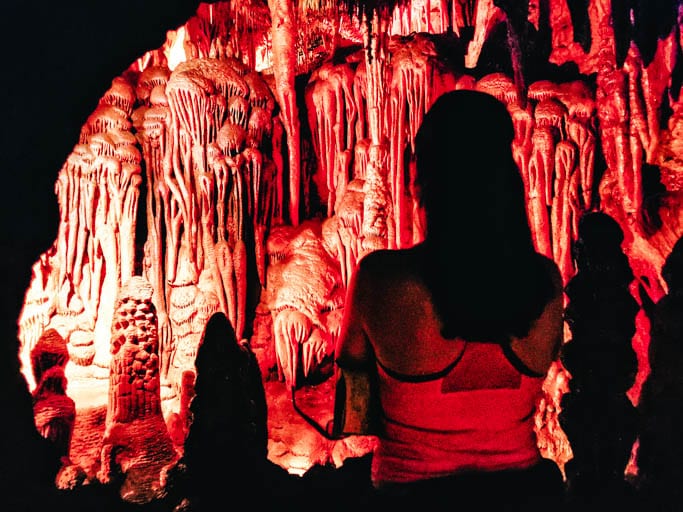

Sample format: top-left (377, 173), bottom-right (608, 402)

top-left (169, 312), bottom-right (297, 510)
top-left (335, 89), bottom-right (565, 508)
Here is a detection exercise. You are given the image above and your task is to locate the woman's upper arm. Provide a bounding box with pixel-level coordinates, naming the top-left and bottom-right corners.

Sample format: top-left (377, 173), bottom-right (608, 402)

top-left (335, 259), bottom-right (374, 371)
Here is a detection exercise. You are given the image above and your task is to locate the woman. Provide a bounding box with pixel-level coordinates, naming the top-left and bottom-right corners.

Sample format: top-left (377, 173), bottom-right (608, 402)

top-left (335, 90), bottom-right (565, 508)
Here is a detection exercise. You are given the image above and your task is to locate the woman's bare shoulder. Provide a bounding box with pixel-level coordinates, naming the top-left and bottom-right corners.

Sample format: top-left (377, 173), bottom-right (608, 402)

top-left (357, 248), bottom-right (427, 296)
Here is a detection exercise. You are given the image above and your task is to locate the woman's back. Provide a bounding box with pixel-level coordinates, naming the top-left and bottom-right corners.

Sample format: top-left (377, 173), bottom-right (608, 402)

top-left (345, 244), bottom-right (564, 505)
top-left (353, 244), bottom-right (562, 377)
top-left (334, 90), bottom-right (566, 507)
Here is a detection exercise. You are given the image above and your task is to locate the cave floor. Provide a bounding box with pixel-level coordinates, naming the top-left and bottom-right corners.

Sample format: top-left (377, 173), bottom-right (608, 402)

top-left (64, 365), bottom-right (375, 480)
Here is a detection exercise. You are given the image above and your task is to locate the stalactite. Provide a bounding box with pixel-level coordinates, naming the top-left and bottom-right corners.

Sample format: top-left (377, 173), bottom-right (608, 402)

top-left (307, 77), bottom-right (337, 215)
top-left (551, 140), bottom-right (578, 284)
top-left (136, 66), bottom-right (172, 106)
top-left (565, 110), bottom-right (596, 211)
top-left (306, 61), bottom-right (357, 217)
top-left (452, 0), bottom-right (475, 36)
top-left (637, 32), bottom-right (678, 164)
top-left (336, 178), bottom-right (365, 286)
top-left (528, 126), bottom-right (555, 257)
top-left (597, 56), bottom-right (638, 223)
top-left (166, 60), bottom-right (218, 275)
top-left (476, 71), bottom-right (519, 104)
top-left (508, 101), bottom-right (535, 193)
top-left (547, 0), bottom-right (582, 67)
top-left (534, 102), bottom-right (564, 206)
top-left (80, 105), bottom-right (132, 144)
top-left (265, 221), bottom-right (344, 388)
top-left (465, 0), bottom-right (504, 69)
top-left (352, 58), bottom-right (368, 144)
top-left (229, 154), bottom-right (249, 341)
top-left (254, 155), bottom-right (276, 289)
top-left (118, 162), bottom-right (142, 283)
top-left (388, 0), bottom-right (449, 35)
top-left (388, 33), bottom-right (435, 248)
top-left (268, 0), bottom-right (302, 225)
top-left (137, 81), bottom-right (172, 379)
top-left (198, 163), bottom-right (229, 319)
top-left (243, 147), bottom-right (262, 232)
top-left (361, 12), bottom-right (392, 252)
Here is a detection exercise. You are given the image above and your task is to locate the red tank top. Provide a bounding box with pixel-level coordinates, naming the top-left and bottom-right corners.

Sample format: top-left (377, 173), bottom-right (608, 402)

top-left (371, 340), bottom-right (545, 487)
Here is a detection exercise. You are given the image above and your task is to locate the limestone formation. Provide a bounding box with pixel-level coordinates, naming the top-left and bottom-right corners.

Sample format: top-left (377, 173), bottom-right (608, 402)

top-left (99, 276), bottom-right (177, 504)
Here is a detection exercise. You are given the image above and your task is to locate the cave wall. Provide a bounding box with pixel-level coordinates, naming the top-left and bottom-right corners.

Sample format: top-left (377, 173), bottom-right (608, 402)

top-left (6, 0), bottom-right (683, 504)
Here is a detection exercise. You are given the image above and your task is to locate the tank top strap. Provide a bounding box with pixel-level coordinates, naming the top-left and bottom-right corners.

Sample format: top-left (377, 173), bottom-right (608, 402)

top-left (500, 341), bottom-right (545, 378)
top-left (376, 343), bottom-right (467, 383)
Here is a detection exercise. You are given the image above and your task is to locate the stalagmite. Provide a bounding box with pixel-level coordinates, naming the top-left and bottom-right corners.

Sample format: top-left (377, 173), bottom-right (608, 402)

top-left (99, 277), bottom-right (176, 503)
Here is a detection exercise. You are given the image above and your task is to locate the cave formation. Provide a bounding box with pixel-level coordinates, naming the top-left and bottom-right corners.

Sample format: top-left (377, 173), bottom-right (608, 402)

top-left (5, 0), bottom-right (683, 507)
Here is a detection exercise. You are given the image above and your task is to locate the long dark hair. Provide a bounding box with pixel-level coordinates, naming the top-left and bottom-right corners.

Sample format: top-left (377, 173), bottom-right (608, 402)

top-left (414, 90), bottom-right (555, 342)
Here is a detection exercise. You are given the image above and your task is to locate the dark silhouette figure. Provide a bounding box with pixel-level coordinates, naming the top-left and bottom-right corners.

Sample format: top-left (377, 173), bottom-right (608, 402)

top-left (560, 211), bottom-right (640, 509)
top-left (335, 89), bottom-right (565, 510)
top-left (636, 234), bottom-right (683, 511)
top-left (165, 312), bottom-right (297, 511)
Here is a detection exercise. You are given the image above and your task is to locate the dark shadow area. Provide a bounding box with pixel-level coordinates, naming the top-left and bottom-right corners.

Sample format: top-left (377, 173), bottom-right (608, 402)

top-left (636, 234), bottom-right (683, 511)
top-left (162, 311), bottom-right (297, 510)
top-left (560, 212), bottom-right (641, 511)
top-left (0, 1), bottom-right (207, 509)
